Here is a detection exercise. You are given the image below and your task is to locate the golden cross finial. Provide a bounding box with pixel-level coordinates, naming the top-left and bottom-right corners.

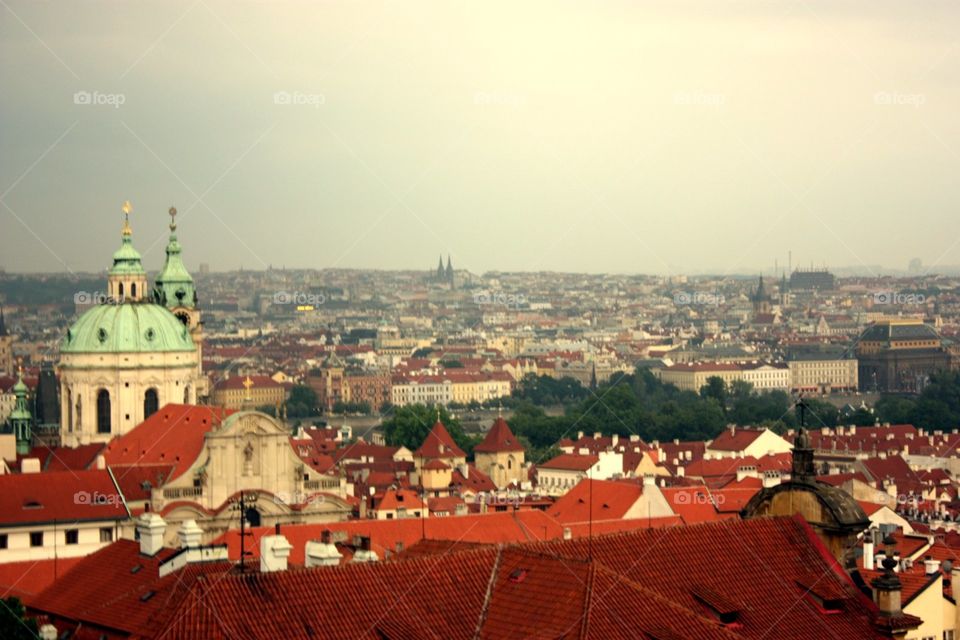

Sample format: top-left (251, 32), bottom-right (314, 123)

top-left (121, 200), bottom-right (133, 236)
top-left (169, 206), bottom-right (177, 231)
top-left (243, 376), bottom-right (254, 396)
top-left (16, 356), bottom-right (23, 378)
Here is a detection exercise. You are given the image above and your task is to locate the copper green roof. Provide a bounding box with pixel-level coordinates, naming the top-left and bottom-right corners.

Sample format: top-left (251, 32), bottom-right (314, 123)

top-left (62, 303), bottom-right (195, 354)
top-left (109, 235), bottom-right (147, 277)
top-left (153, 221), bottom-right (196, 309)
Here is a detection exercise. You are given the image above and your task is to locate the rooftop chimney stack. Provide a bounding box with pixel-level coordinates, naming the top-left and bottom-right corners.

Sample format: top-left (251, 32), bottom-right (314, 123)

top-left (178, 519), bottom-right (203, 549)
top-left (871, 553), bottom-right (904, 619)
top-left (260, 532), bottom-right (293, 573)
top-left (305, 530), bottom-right (343, 568)
top-left (924, 556), bottom-right (941, 576)
top-left (137, 512), bottom-right (166, 556)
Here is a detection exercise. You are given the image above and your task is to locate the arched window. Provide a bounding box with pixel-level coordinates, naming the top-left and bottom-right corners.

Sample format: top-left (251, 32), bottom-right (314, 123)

top-left (144, 388), bottom-right (159, 419)
top-left (183, 385), bottom-right (191, 404)
top-left (97, 390), bottom-right (111, 434)
top-left (118, 282), bottom-right (124, 298)
top-left (131, 283), bottom-right (137, 298)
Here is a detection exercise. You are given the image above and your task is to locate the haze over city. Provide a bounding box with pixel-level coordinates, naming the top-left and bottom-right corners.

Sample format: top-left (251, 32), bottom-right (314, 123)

top-left (2, 1), bottom-right (960, 275)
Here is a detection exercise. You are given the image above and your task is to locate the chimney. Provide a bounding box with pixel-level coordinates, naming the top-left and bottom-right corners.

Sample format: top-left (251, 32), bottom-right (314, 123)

top-left (563, 527), bottom-right (572, 540)
top-left (178, 519), bottom-right (203, 549)
top-left (305, 530), bottom-right (343, 568)
top-left (593, 432), bottom-right (601, 440)
top-left (863, 538), bottom-right (875, 570)
top-left (871, 553), bottom-right (904, 618)
top-left (95, 454), bottom-right (106, 470)
top-left (924, 556), bottom-right (941, 576)
top-left (677, 466), bottom-right (685, 477)
top-left (611, 434), bottom-right (619, 447)
top-left (20, 458), bottom-right (40, 474)
top-left (577, 431), bottom-right (584, 441)
top-left (260, 532), bottom-right (293, 573)
top-left (38, 625), bottom-right (57, 640)
top-left (643, 474), bottom-right (655, 487)
top-left (137, 513), bottom-right (166, 556)
top-left (352, 536), bottom-right (379, 563)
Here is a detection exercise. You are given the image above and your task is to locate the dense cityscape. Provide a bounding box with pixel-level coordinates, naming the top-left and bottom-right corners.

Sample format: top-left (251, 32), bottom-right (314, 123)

top-left (4, 1), bottom-right (960, 639)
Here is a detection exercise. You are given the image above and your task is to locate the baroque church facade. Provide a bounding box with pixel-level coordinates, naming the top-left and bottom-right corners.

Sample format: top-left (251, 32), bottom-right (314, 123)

top-left (58, 203), bottom-right (206, 447)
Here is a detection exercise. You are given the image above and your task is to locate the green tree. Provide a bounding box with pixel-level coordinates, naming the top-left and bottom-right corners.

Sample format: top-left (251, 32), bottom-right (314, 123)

top-left (285, 384), bottom-right (320, 417)
top-left (381, 404), bottom-right (479, 456)
top-left (699, 376), bottom-right (727, 413)
top-left (0, 597), bottom-right (39, 640)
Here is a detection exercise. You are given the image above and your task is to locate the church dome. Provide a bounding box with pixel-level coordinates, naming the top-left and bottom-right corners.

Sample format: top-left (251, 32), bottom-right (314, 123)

top-left (61, 303), bottom-right (194, 354)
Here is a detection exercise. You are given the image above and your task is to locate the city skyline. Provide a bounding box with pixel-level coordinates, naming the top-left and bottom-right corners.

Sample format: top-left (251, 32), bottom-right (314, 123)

top-left (2, 1), bottom-right (960, 276)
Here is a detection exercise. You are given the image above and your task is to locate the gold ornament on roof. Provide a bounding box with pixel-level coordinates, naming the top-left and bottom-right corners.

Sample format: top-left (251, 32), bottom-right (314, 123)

top-left (169, 206), bottom-right (177, 231)
top-left (121, 200), bottom-right (133, 236)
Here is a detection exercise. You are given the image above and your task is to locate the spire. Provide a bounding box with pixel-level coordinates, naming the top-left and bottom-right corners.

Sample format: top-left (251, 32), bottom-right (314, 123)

top-left (9, 358), bottom-right (32, 455)
top-left (154, 205), bottom-right (197, 310)
top-left (791, 396), bottom-right (816, 482)
top-left (436, 255), bottom-right (444, 279)
top-left (0, 306), bottom-right (7, 337)
top-left (108, 200), bottom-right (148, 302)
top-left (446, 255), bottom-right (453, 277)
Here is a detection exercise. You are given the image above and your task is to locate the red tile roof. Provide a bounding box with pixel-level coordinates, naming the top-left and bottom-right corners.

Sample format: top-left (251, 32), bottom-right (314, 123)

top-left (103, 404), bottom-right (232, 482)
top-left (414, 420), bottom-right (466, 459)
top-left (474, 416), bottom-right (525, 453)
top-left (31, 540), bottom-right (232, 637)
top-left (547, 479), bottom-right (643, 524)
top-left (539, 453), bottom-right (599, 471)
top-left (160, 516), bottom-right (890, 639)
top-left (0, 557), bottom-right (85, 605)
top-left (0, 469), bottom-right (127, 526)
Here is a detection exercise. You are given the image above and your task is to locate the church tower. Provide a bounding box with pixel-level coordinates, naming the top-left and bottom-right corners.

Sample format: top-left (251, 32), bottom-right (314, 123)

top-left (0, 307), bottom-right (13, 376)
top-left (107, 201), bottom-right (150, 302)
top-left (8, 363), bottom-right (32, 455)
top-left (751, 275), bottom-right (771, 316)
top-left (59, 202), bottom-right (202, 446)
top-left (153, 207), bottom-right (206, 399)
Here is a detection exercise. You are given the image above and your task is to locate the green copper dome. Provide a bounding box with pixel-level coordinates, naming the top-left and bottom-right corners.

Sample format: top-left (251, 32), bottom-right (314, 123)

top-left (62, 303), bottom-right (195, 354)
top-left (109, 235), bottom-right (147, 277)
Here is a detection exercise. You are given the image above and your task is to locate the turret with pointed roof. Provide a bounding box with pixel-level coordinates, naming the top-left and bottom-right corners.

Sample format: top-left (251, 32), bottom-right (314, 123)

top-left (475, 416), bottom-right (524, 454)
top-left (154, 206), bottom-right (197, 311)
top-left (415, 416), bottom-right (466, 461)
top-left (8, 364), bottom-right (32, 455)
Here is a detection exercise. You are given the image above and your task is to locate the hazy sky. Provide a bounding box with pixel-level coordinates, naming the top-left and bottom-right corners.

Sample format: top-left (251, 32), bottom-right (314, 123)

top-left (1, 1), bottom-right (958, 276)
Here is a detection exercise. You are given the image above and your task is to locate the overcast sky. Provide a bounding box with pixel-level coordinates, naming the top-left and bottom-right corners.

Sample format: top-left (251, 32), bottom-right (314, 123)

top-left (1, 1), bottom-right (958, 276)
